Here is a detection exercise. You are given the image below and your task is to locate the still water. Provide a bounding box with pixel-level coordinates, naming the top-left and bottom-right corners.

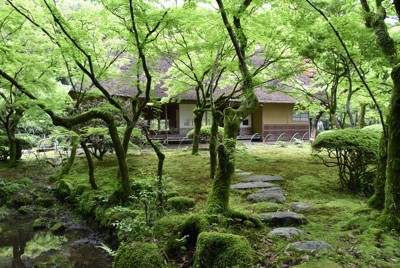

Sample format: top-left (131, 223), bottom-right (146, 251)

top-left (0, 215), bottom-right (113, 268)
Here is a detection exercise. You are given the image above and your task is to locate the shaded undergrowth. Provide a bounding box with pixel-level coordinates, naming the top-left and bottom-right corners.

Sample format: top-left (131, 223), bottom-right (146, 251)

top-left (1, 144), bottom-right (399, 267)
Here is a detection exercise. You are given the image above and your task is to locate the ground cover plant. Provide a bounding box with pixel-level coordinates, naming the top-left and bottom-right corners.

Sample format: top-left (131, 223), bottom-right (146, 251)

top-left (42, 144), bottom-right (400, 267)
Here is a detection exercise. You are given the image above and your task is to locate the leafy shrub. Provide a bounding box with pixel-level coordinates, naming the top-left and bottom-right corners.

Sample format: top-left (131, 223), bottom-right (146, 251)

top-left (114, 242), bottom-right (164, 268)
top-left (312, 127), bottom-right (381, 195)
top-left (187, 125), bottom-right (224, 142)
top-left (194, 232), bottom-right (253, 268)
top-left (167, 196), bottom-right (196, 212)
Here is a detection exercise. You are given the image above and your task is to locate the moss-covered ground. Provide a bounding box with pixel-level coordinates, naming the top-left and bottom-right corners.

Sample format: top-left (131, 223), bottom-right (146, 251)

top-left (1, 143), bottom-right (399, 267)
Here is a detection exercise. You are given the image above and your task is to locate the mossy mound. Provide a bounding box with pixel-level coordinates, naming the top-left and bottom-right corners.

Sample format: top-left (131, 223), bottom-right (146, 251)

top-left (167, 196), bottom-right (196, 212)
top-left (113, 242), bottom-right (164, 268)
top-left (180, 214), bottom-right (209, 248)
top-left (194, 232), bottom-right (253, 268)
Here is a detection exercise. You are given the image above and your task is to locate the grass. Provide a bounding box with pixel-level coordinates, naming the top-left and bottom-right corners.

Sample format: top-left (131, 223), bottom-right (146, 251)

top-left (2, 143), bottom-right (400, 267)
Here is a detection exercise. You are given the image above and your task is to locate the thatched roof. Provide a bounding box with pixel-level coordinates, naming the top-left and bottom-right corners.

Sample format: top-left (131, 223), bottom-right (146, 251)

top-left (70, 56), bottom-right (313, 104)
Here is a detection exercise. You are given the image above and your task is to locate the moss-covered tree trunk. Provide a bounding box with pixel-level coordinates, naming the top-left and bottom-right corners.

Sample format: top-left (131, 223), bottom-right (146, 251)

top-left (206, 108), bottom-right (241, 214)
top-left (58, 135), bottom-right (79, 177)
top-left (81, 141), bottom-right (98, 190)
top-left (209, 110), bottom-right (222, 180)
top-left (192, 108), bottom-right (205, 155)
top-left (144, 127), bottom-right (165, 209)
top-left (368, 134), bottom-right (387, 209)
top-left (359, 0), bottom-right (400, 230)
top-left (380, 66), bottom-right (400, 229)
top-left (4, 110), bottom-right (23, 166)
top-left (206, 0), bottom-right (258, 214)
top-left (359, 103), bottom-right (367, 129)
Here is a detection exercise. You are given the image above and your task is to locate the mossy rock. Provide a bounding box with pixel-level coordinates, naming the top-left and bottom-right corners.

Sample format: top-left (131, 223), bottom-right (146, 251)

top-left (50, 222), bottom-right (67, 235)
top-left (113, 242), bottom-right (164, 268)
top-left (8, 191), bottom-right (34, 208)
top-left (167, 196), bottom-right (196, 212)
top-left (54, 179), bottom-right (74, 200)
top-left (33, 217), bottom-right (48, 230)
top-left (153, 215), bottom-right (188, 255)
top-left (180, 214), bottom-right (209, 248)
top-left (18, 205), bottom-right (30, 214)
top-left (36, 196), bottom-right (55, 208)
top-left (194, 232), bottom-right (253, 268)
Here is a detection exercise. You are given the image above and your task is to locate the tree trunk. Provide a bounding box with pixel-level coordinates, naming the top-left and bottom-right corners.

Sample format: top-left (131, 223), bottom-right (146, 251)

top-left (380, 66), bottom-right (400, 230)
top-left (144, 127), bottom-right (165, 209)
top-left (205, 108), bottom-right (240, 214)
top-left (209, 110), bottom-right (222, 180)
top-left (122, 123), bottom-right (135, 156)
top-left (368, 134), bottom-right (387, 210)
top-left (192, 108), bottom-right (204, 155)
top-left (331, 113), bottom-right (342, 129)
top-left (5, 111), bottom-right (23, 166)
top-left (58, 135), bottom-right (79, 177)
top-left (311, 111), bottom-right (324, 140)
top-left (81, 141), bottom-right (98, 190)
top-left (359, 103), bottom-right (367, 128)
top-left (346, 90), bottom-right (355, 128)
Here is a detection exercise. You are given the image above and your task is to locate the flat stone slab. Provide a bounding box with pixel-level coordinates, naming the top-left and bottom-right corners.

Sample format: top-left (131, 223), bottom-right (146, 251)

top-left (286, 241), bottom-right (333, 252)
top-left (231, 182), bottom-right (278, 190)
top-left (290, 202), bottom-right (313, 213)
top-left (248, 188), bottom-right (285, 203)
top-left (258, 212), bottom-right (307, 227)
top-left (236, 172), bottom-right (253, 177)
top-left (268, 227), bottom-right (305, 239)
top-left (241, 175), bottom-right (284, 182)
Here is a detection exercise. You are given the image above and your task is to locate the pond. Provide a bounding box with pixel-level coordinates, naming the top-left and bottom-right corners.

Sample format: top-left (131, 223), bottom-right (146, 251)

top-left (0, 214), bottom-right (113, 268)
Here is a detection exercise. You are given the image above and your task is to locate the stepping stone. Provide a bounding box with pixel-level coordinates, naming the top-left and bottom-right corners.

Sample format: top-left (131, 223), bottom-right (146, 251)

top-left (286, 241), bottom-right (333, 252)
top-left (290, 202), bottom-right (313, 213)
top-left (236, 172), bottom-right (252, 177)
top-left (248, 188), bottom-right (285, 203)
top-left (268, 227), bottom-right (305, 239)
top-left (241, 175), bottom-right (284, 182)
top-left (258, 212), bottom-right (307, 227)
top-left (231, 182), bottom-right (277, 190)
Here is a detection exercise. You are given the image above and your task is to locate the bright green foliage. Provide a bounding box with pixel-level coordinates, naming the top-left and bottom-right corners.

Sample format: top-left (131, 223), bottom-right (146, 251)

top-left (113, 242), bottom-right (164, 268)
top-left (312, 127), bottom-right (382, 195)
top-left (187, 126), bottom-right (224, 143)
top-left (194, 232), bottom-right (253, 268)
top-left (167, 196), bottom-right (196, 212)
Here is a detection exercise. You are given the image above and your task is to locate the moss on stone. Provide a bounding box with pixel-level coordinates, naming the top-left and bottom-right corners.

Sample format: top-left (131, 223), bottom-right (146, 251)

top-left (113, 242), bottom-right (164, 268)
top-left (194, 232), bottom-right (253, 268)
top-left (180, 214), bottom-right (209, 248)
top-left (167, 196), bottom-right (196, 212)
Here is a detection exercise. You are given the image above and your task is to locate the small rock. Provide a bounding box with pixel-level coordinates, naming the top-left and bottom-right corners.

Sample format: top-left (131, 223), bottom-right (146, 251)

top-left (268, 227), bottom-right (305, 238)
top-left (248, 188), bottom-right (285, 203)
top-left (33, 217), bottom-right (48, 230)
top-left (50, 222), bottom-right (67, 235)
top-left (290, 202), bottom-right (313, 213)
top-left (286, 241), bottom-right (333, 252)
top-left (231, 182), bottom-right (278, 190)
top-left (258, 212), bottom-right (307, 227)
top-left (241, 175), bottom-right (284, 182)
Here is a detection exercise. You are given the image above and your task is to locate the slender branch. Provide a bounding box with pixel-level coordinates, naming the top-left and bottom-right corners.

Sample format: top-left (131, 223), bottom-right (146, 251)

top-left (306, 0), bottom-right (387, 137)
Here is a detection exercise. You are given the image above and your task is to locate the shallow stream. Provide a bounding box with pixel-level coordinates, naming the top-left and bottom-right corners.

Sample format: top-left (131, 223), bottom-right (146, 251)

top-left (0, 213), bottom-right (113, 268)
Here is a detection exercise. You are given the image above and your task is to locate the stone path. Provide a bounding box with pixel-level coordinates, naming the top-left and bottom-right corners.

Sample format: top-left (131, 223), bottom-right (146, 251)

top-left (232, 170), bottom-right (332, 255)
